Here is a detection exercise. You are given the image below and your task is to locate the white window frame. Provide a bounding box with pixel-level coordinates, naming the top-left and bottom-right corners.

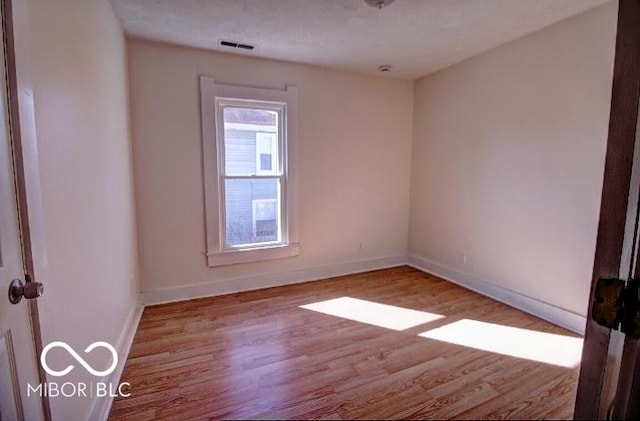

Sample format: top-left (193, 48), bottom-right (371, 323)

top-left (200, 76), bottom-right (299, 267)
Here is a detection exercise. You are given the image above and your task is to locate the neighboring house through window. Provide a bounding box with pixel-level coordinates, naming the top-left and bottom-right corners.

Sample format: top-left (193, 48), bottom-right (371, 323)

top-left (252, 198), bottom-right (278, 240)
top-left (256, 132), bottom-right (277, 175)
top-left (200, 76), bottom-right (299, 266)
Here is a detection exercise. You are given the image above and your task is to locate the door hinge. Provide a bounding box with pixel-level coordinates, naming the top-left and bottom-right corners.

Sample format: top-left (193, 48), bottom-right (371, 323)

top-left (592, 278), bottom-right (640, 338)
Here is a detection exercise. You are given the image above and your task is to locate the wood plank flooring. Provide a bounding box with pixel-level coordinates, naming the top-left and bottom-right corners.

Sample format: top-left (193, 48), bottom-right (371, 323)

top-left (109, 266), bottom-right (582, 420)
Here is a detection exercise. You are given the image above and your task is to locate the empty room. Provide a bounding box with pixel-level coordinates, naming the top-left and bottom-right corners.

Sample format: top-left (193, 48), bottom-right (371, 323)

top-left (1, 0), bottom-right (639, 420)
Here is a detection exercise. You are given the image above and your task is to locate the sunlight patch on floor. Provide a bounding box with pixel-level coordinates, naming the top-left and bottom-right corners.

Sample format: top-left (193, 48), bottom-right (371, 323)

top-left (300, 297), bottom-right (444, 331)
top-left (418, 318), bottom-right (583, 368)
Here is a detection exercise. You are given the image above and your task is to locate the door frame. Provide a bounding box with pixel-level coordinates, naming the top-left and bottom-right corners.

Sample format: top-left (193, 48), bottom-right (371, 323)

top-left (1, 0), bottom-right (50, 419)
top-left (574, 0), bottom-right (640, 419)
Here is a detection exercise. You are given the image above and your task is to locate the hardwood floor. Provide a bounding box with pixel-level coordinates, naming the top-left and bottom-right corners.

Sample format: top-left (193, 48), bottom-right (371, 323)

top-left (109, 266), bottom-right (582, 420)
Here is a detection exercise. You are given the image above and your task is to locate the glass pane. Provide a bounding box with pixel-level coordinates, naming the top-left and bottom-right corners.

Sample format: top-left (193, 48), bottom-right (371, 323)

top-left (225, 178), bottom-right (280, 247)
top-left (260, 154), bottom-right (272, 171)
top-left (223, 107), bottom-right (278, 176)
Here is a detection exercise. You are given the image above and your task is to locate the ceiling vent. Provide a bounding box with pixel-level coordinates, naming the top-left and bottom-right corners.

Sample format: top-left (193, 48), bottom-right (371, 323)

top-left (364, 0), bottom-right (395, 9)
top-left (219, 40), bottom-right (255, 50)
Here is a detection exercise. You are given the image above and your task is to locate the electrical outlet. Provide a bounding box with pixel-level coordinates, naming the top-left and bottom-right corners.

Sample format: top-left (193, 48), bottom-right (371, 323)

top-left (458, 251), bottom-right (467, 265)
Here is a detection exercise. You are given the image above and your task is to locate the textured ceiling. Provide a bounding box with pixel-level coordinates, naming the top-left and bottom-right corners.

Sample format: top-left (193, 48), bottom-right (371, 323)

top-left (109, 0), bottom-right (611, 80)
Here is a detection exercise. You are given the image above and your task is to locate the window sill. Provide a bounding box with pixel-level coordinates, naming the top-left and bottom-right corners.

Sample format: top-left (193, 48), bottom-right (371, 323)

top-left (207, 243), bottom-right (300, 267)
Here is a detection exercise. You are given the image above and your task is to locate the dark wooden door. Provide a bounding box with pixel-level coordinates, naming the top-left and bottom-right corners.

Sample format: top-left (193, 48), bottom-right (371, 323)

top-left (574, 0), bottom-right (640, 419)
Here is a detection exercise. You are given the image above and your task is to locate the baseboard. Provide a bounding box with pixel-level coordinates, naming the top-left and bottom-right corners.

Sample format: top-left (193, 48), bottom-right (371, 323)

top-left (88, 295), bottom-right (144, 421)
top-left (141, 253), bottom-right (408, 306)
top-left (407, 254), bottom-right (587, 334)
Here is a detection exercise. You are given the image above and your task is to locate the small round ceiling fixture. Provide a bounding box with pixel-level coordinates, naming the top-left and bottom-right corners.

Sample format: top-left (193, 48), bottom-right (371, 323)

top-left (378, 65), bottom-right (392, 73)
top-left (365, 0), bottom-right (396, 10)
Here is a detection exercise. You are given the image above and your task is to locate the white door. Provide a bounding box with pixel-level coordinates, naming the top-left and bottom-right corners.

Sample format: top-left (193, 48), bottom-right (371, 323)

top-left (0, 0), bottom-right (44, 418)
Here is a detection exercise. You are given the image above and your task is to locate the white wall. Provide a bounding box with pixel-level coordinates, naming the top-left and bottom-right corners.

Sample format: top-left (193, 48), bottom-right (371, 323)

top-left (408, 2), bottom-right (618, 321)
top-left (26, 0), bottom-right (139, 419)
top-left (127, 40), bottom-right (413, 297)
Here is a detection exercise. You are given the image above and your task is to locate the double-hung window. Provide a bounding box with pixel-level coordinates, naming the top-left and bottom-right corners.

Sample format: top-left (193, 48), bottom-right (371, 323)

top-left (200, 77), bottom-right (299, 266)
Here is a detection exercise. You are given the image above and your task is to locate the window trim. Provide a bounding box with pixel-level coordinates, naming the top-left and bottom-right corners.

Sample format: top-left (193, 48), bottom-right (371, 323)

top-left (200, 76), bottom-right (299, 267)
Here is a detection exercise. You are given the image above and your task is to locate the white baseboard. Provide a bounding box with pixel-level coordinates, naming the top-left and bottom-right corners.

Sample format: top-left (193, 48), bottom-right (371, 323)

top-left (407, 254), bottom-right (586, 335)
top-left (141, 253), bottom-right (408, 306)
top-left (89, 295), bottom-right (144, 421)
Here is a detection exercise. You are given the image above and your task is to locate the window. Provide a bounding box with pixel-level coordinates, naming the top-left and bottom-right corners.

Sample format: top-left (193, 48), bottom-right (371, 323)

top-left (252, 199), bottom-right (278, 240)
top-left (200, 76), bottom-right (299, 266)
top-left (221, 105), bottom-right (281, 248)
top-left (256, 132), bottom-right (277, 175)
